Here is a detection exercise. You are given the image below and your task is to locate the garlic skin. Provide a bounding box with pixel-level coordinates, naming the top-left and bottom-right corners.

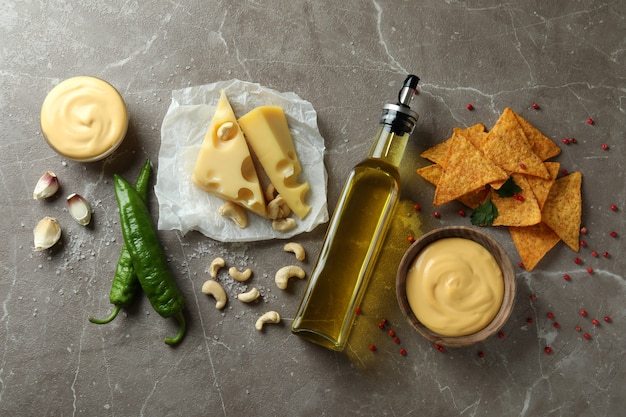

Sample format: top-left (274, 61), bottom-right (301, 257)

top-left (66, 193), bottom-right (92, 226)
top-left (33, 217), bottom-right (62, 251)
top-left (33, 171), bottom-right (59, 199)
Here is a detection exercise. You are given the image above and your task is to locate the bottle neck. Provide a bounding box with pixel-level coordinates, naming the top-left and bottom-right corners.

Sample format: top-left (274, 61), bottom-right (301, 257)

top-left (367, 124), bottom-right (410, 168)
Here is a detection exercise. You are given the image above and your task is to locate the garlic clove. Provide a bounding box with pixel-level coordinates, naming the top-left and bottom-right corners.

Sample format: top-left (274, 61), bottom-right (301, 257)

top-left (33, 216), bottom-right (62, 251)
top-left (66, 193), bottom-right (92, 226)
top-left (33, 171), bottom-right (59, 199)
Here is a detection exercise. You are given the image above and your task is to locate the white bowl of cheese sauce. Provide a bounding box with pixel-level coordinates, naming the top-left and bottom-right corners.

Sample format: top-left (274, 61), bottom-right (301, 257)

top-left (40, 76), bottom-right (128, 162)
top-left (396, 226), bottom-right (516, 347)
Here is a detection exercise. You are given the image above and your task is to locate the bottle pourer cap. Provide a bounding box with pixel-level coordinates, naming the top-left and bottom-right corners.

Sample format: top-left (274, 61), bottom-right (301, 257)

top-left (380, 74), bottom-right (420, 135)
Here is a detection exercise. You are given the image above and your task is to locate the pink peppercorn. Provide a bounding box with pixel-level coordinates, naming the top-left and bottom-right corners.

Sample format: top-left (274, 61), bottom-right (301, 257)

top-left (563, 274), bottom-right (571, 281)
top-left (587, 118), bottom-right (594, 125)
top-left (574, 257), bottom-right (582, 264)
top-left (587, 267), bottom-right (594, 274)
top-left (592, 319), bottom-right (599, 326)
top-left (591, 251), bottom-right (598, 257)
top-left (602, 144), bottom-right (609, 151)
top-left (580, 309), bottom-right (588, 317)
top-left (369, 345), bottom-right (377, 352)
top-left (544, 347), bottom-right (552, 354)
top-left (610, 231), bottom-right (618, 238)
top-left (603, 252), bottom-right (610, 258)
top-left (604, 316), bottom-right (612, 323)
top-left (532, 103), bottom-right (540, 110)
top-left (610, 204), bottom-right (618, 211)
top-left (547, 312), bottom-right (554, 319)
top-left (466, 104), bottom-right (474, 111)
top-left (562, 138), bottom-right (570, 145)
top-left (583, 333), bottom-right (591, 340)
top-left (400, 348), bottom-right (407, 356)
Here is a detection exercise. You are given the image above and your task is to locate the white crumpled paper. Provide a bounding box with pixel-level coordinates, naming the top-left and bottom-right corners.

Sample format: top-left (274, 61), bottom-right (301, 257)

top-left (155, 79), bottom-right (329, 242)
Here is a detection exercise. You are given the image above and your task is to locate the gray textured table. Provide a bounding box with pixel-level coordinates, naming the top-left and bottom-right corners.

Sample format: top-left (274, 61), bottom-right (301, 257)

top-left (1, 1), bottom-right (624, 416)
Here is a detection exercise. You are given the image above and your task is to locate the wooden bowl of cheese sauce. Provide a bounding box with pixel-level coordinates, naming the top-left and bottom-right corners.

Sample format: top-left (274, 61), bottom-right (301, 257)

top-left (396, 226), bottom-right (516, 347)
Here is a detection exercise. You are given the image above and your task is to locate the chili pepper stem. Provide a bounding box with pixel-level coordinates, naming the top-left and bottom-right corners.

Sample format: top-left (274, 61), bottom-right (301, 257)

top-left (165, 311), bottom-right (187, 346)
top-left (88, 305), bottom-right (121, 325)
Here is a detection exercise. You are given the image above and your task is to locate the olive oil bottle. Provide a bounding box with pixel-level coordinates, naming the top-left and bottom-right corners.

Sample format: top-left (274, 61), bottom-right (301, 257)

top-left (292, 75), bottom-right (420, 351)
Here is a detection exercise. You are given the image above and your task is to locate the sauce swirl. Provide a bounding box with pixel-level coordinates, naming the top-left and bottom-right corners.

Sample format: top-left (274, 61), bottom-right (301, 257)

top-left (40, 76), bottom-right (127, 161)
top-left (406, 237), bottom-right (504, 337)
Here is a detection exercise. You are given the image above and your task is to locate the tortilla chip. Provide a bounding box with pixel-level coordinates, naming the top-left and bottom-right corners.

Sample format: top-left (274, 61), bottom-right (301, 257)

top-left (457, 187), bottom-right (490, 209)
top-left (420, 142), bottom-right (451, 167)
top-left (417, 164), bottom-right (489, 209)
top-left (541, 171), bottom-right (582, 251)
top-left (433, 132), bottom-right (508, 206)
top-left (513, 111), bottom-right (561, 161)
top-left (480, 108), bottom-right (550, 179)
top-left (455, 123), bottom-right (487, 149)
top-left (491, 174), bottom-right (542, 227)
top-left (509, 222), bottom-right (561, 271)
top-left (416, 164), bottom-right (443, 185)
top-left (420, 124), bottom-right (486, 168)
top-left (526, 162), bottom-right (560, 210)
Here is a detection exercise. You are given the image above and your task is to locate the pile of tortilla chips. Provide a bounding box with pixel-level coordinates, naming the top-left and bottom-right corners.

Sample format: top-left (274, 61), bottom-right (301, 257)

top-left (417, 107), bottom-right (582, 271)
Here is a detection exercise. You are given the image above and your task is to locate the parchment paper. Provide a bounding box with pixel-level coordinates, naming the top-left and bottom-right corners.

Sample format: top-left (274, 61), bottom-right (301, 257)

top-left (155, 79), bottom-right (329, 242)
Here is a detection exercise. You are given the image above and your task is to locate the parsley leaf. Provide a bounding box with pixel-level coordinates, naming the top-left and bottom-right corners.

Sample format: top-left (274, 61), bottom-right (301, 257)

top-left (495, 176), bottom-right (522, 198)
top-left (470, 197), bottom-right (499, 227)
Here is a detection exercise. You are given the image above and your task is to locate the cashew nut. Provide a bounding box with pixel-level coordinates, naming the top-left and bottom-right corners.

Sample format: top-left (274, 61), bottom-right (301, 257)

top-left (255, 311), bottom-right (281, 331)
top-left (218, 201), bottom-right (248, 228)
top-left (201, 280), bottom-right (228, 309)
top-left (229, 266), bottom-right (253, 282)
top-left (216, 121), bottom-right (236, 141)
top-left (272, 217), bottom-right (297, 232)
top-left (237, 287), bottom-right (260, 303)
top-left (209, 257), bottom-right (226, 278)
top-left (268, 194), bottom-right (291, 220)
top-left (275, 265), bottom-right (306, 290)
top-left (284, 242), bottom-right (306, 261)
top-left (265, 183), bottom-right (277, 202)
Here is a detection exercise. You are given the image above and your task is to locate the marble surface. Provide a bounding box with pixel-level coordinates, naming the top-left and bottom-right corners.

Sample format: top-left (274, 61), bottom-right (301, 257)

top-left (1, 1), bottom-right (624, 416)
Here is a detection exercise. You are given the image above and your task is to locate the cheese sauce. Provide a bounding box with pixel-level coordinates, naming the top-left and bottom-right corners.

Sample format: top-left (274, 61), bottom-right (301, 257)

top-left (41, 76), bottom-right (128, 161)
top-left (406, 237), bottom-right (504, 337)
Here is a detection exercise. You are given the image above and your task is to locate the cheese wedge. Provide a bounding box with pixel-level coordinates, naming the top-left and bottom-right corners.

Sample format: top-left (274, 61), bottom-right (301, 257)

top-left (192, 91), bottom-right (267, 218)
top-left (238, 106), bottom-right (311, 219)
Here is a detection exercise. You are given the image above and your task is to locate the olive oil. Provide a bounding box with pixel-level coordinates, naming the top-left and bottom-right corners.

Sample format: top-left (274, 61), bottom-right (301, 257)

top-left (292, 75), bottom-right (420, 350)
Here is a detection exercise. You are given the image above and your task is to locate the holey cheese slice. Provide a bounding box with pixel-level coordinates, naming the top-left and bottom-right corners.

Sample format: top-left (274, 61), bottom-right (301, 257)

top-left (238, 106), bottom-right (311, 219)
top-left (192, 91), bottom-right (267, 218)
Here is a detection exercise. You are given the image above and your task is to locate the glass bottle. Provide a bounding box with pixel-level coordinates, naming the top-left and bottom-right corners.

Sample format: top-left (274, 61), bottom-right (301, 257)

top-left (291, 75), bottom-right (420, 351)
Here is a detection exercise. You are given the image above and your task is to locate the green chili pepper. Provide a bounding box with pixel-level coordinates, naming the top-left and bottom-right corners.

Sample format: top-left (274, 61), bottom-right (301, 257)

top-left (113, 174), bottom-right (186, 346)
top-left (89, 159), bottom-right (152, 325)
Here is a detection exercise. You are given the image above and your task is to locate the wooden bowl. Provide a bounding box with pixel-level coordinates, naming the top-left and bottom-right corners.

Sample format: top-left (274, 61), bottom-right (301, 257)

top-left (396, 226), bottom-right (516, 347)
